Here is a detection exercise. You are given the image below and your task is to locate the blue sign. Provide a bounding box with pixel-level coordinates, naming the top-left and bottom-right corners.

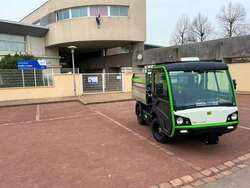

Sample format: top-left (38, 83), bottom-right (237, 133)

top-left (17, 60), bottom-right (47, 70)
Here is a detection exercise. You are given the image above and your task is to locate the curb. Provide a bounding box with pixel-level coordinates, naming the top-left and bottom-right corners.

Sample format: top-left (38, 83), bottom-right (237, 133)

top-left (79, 98), bottom-right (134, 105)
top-left (0, 97), bottom-right (134, 108)
top-left (150, 152), bottom-right (250, 188)
top-left (0, 98), bottom-right (79, 108)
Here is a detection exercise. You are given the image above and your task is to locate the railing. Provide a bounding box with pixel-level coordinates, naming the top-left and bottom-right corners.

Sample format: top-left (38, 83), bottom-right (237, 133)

top-left (82, 73), bottom-right (123, 94)
top-left (0, 69), bottom-right (54, 88)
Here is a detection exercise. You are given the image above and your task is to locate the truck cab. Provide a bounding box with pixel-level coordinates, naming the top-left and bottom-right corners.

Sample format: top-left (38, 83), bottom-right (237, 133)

top-left (132, 61), bottom-right (239, 144)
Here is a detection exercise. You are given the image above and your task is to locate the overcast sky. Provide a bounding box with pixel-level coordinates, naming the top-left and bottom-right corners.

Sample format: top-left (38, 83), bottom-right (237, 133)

top-left (0, 0), bottom-right (250, 46)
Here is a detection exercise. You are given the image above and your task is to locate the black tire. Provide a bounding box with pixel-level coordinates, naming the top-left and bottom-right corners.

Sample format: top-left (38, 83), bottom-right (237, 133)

top-left (136, 103), bottom-right (146, 125)
top-left (151, 119), bottom-right (171, 143)
top-left (205, 134), bottom-right (219, 145)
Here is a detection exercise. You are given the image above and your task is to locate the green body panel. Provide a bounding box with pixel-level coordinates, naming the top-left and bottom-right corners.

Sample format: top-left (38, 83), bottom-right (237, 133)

top-left (153, 65), bottom-right (176, 137)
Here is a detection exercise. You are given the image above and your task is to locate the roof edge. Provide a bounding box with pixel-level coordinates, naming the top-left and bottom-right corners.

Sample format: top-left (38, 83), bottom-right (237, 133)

top-left (19, 0), bottom-right (49, 23)
top-left (0, 19), bottom-right (48, 30)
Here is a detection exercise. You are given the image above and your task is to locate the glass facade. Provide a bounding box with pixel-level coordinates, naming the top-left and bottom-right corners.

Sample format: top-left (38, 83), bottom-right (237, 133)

top-left (110, 6), bottom-right (129, 16)
top-left (72, 7), bottom-right (88, 18)
top-left (0, 34), bottom-right (25, 52)
top-left (54, 5), bottom-right (129, 22)
top-left (57, 9), bottom-right (70, 21)
top-left (90, 6), bottom-right (108, 16)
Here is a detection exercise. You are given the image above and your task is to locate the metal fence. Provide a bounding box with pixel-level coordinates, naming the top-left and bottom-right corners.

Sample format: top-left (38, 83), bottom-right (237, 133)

top-left (82, 73), bottom-right (123, 94)
top-left (0, 69), bottom-right (54, 88)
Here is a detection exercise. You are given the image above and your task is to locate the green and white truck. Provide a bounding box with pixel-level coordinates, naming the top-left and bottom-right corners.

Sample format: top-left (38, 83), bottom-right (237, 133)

top-left (132, 60), bottom-right (239, 144)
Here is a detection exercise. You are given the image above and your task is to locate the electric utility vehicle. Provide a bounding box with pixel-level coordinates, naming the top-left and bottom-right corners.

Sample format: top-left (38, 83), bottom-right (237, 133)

top-left (132, 61), bottom-right (239, 144)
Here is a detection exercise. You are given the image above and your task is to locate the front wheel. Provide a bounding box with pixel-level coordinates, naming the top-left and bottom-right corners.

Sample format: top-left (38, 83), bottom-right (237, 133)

top-left (151, 119), bottom-right (171, 143)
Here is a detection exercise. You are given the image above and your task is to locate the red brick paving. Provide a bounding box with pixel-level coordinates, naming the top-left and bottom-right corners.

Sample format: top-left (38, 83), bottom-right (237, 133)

top-left (91, 100), bottom-right (250, 170)
top-left (0, 103), bottom-right (193, 188)
top-left (0, 105), bottom-right (36, 124)
top-left (0, 95), bottom-right (250, 188)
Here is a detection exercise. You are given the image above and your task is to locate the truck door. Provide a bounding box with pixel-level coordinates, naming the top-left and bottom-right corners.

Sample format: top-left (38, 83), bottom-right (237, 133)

top-left (152, 68), bottom-right (173, 135)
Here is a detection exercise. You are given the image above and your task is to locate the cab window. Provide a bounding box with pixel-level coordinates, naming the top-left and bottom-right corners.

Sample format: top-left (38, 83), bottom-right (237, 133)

top-left (153, 69), bottom-right (168, 97)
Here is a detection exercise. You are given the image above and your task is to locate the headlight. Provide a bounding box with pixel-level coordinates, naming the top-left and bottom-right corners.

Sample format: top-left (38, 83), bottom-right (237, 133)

top-left (175, 116), bottom-right (191, 126)
top-left (231, 113), bottom-right (238, 121)
top-left (227, 112), bottom-right (238, 122)
top-left (176, 117), bottom-right (184, 125)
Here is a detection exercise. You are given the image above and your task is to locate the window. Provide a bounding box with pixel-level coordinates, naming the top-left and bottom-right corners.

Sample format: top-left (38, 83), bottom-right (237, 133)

top-left (0, 34), bottom-right (25, 52)
top-left (72, 7), bottom-right (88, 18)
top-left (110, 6), bottom-right (129, 16)
top-left (169, 70), bottom-right (234, 110)
top-left (153, 69), bottom-right (168, 97)
top-left (90, 6), bottom-right (108, 16)
top-left (57, 9), bottom-right (70, 21)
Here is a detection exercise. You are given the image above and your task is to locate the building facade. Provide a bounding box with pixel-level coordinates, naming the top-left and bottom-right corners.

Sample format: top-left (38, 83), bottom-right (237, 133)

top-left (21, 0), bottom-right (146, 72)
top-left (10, 0), bottom-right (146, 72)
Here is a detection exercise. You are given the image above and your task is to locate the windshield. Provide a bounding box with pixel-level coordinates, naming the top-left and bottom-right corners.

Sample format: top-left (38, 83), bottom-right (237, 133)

top-left (169, 70), bottom-right (235, 110)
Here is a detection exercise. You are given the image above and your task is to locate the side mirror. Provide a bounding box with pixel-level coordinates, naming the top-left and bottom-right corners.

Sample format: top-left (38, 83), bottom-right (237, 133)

top-left (233, 79), bottom-right (237, 90)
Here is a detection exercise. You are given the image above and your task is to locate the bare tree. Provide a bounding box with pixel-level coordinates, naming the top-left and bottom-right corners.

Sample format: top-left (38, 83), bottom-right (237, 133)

top-left (217, 2), bottom-right (247, 37)
top-left (191, 13), bottom-right (213, 42)
top-left (171, 15), bottom-right (191, 45)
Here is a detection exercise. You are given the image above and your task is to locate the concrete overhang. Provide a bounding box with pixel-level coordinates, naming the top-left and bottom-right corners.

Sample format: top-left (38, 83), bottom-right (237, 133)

top-left (0, 19), bottom-right (48, 37)
top-left (56, 40), bottom-right (138, 53)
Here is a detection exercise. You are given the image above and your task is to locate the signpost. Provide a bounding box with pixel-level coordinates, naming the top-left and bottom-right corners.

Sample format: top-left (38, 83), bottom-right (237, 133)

top-left (16, 60), bottom-right (47, 70)
top-left (16, 59), bottom-right (48, 87)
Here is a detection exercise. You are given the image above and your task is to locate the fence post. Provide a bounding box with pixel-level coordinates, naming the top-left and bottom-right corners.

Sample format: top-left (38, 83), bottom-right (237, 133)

top-left (34, 69), bottom-right (37, 87)
top-left (122, 73), bottom-right (125, 92)
top-left (42, 70), bottom-right (45, 86)
top-left (102, 73), bottom-right (105, 93)
top-left (21, 70), bottom-right (25, 87)
top-left (79, 74), bottom-right (83, 95)
top-left (47, 73), bottom-right (50, 86)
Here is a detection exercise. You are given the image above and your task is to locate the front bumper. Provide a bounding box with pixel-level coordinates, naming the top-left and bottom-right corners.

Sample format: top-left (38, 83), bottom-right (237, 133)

top-left (175, 122), bottom-right (239, 136)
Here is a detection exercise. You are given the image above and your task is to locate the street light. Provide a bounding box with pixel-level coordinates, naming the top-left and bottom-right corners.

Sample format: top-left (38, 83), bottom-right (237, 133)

top-left (68, 46), bottom-right (77, 96)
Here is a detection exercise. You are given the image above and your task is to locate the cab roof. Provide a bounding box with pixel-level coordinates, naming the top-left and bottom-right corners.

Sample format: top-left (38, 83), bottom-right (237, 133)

top-left (164, 61), bottom-right (228, 71)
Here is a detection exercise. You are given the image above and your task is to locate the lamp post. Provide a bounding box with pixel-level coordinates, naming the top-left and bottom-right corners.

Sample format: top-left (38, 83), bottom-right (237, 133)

top-left (68, 46), bottom-right (77, 96)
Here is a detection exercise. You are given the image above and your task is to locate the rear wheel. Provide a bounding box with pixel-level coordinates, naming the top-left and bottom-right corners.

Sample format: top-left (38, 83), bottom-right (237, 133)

top-left (151, 119), bottom-right (171, 143)
top-left (136, 103), bottom-right (146, 125)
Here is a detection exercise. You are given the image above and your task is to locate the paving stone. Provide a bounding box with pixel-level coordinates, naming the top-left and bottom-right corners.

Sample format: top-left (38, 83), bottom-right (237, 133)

top-left (238, 164), bottom-right (247, 168)
top-left (159, 182), bottom-right (172, 188)
top-left (231, 166), bottom-right (240, 172)
top-left (180, 185), bottom-right (194, 188)
top-left (214, 173), bottom-right (224, 179)
top-left (244, 153), bottom-right (250, 159)
top-left (221, 170), bottom-right (233, 176)
top-left (203, 176), bottom-right (216, 183)
top-left (217, 164), bottom-right (227, 171)
top-left (191, 172), bottom-right (204, 179)
top-left (191, 180), bottom-right (205, 187)
top-left (210, 167), bottom-right (220, 173)
top-left (238, 156), bottom-right (248, 161)
top-left (201, 169), bottom-right (213, 176)
top-left (232, 158), bottom-right (240, 164)
top-left (170, 178), bottom-right (183, 187)
top-left (181, 175), bottom-right (194, 184)
top-left (224, 161), bottom-right (235, 167)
